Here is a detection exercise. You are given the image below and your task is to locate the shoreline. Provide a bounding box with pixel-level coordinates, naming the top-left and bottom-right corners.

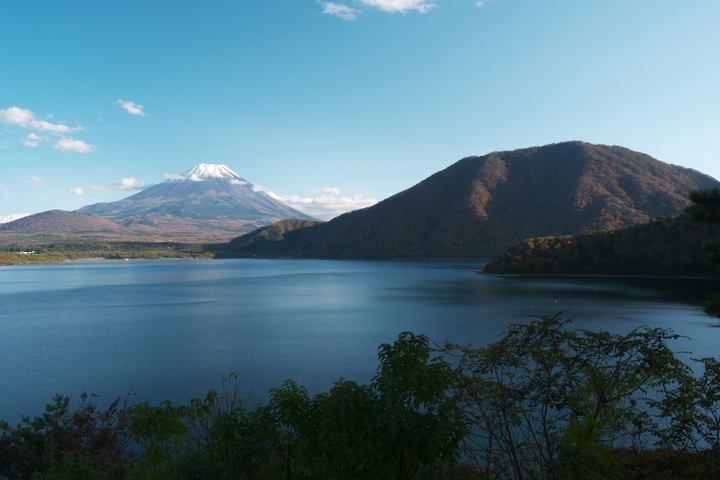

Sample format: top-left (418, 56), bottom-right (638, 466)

top-left (481, 272), bottom-right (720, 280)
top-left (0, 256), bottom-right (109, 267)
top-left (3, 256), bottom-right (719, 281)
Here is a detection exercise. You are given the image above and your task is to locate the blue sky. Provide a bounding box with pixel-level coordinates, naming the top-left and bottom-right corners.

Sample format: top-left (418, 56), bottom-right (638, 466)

top-left (1, 0), bottom-right (719, 221)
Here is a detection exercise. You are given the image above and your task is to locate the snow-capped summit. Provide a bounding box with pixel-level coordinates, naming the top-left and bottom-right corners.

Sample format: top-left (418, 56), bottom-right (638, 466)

top-left (77, 162), bottom-right (317, 240)
top-left (170, 164), bottom-right (248, 184)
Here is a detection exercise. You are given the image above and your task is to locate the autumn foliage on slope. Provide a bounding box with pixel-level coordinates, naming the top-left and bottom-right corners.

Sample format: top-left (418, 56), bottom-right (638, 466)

top-left (483, 214), bottom-right (720, 276)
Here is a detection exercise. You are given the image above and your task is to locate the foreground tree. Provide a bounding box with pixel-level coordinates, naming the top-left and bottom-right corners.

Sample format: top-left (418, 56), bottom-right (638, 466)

top-left (686, 187), bottom-right (720, 316)
top-left (439, 313), bottom-right (693, 480)
top-left (0, 393), bottom-right (137, 480)
top-left (124, 333), bottom-right (462, 480)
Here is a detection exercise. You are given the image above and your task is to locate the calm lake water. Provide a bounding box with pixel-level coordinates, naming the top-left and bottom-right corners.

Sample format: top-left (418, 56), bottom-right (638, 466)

top-left (2, 258), bottom-right (720, 423)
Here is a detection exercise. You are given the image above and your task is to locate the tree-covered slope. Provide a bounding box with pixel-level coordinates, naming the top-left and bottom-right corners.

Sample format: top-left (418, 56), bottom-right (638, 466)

top-left (482, 214), bottom-right (720, 276)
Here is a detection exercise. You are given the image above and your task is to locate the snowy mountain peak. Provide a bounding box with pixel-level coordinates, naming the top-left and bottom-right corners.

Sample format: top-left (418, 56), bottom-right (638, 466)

top-left (168, 164), bottom-right (249, 184)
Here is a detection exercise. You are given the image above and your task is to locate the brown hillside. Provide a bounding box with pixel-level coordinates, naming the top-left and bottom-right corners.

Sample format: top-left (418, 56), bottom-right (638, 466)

top-left (0, 210), bottom-right (130, 234)
top-left (221, 142), bottom-right (720, 258)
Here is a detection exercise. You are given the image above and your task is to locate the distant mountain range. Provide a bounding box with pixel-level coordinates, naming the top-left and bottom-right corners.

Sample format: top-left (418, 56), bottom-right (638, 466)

top-left (0, 164), bottom-right (316, 243)
top-left (216, 142), bottom-right (720, 258)
top-left (0, 210), bottom-right (129, 234)
top-left (0, 210), bottom-right (137, 242)
top-left (5, 143), bottom-right (719, 253)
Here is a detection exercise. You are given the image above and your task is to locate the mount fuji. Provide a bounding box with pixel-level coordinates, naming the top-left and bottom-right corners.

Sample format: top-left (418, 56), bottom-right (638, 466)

top-left (77, 164), bottom-right (317, 242)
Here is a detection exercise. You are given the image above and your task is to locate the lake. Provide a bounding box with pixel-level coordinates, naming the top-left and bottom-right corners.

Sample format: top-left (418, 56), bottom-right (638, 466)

top-left (1, 258), bottom-right (720, 424)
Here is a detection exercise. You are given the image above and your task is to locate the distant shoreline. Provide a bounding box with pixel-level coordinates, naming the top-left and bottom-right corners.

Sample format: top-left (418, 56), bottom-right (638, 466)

top-left (481, 272), bottom-right (720, 280)
top-left (0, 256), bottom-right (109, 267)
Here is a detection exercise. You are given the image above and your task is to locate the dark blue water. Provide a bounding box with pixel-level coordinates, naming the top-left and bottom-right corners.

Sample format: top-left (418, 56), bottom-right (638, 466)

top-left (1, 258), bottom-right (719, 424)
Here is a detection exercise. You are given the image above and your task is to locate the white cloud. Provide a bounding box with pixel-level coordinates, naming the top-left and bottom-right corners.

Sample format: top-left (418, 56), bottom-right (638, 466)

top-left (92, 177), bottom-right (145, 192)
top-left (0, 107), bottom-right (84, 134)
top-left (320, 2), bottom-right (359, 20)
top-left (230, 179), bottom-right (248, 185)
top-left (308, 187), bottom-right (342, 195)
top-left (250, 184), bottom-right (378, 219)
top-left (0, 213), bottom-right (30, 224)
top-left (27, 133), bottom-right (45, 141)
top-left (357, 0), bottom-right (436, 13)
top-left (1, 188), bottom-right (9, 201)
top-left (0, 141), bottom-right (8, 149)
top-left (54, 137), bottom-right (96, 153)
top-left (164, 173), bottom-right (183, 180)
top-left (20, 133), bottom-right (46, 147)
top-left (116, 100), bottom-right (146, 116)
top-left (68, 188), bottom-right (83, 195)
top-left (267, 191), bottom-right (378, 220)
top-left (46, 113), bottom-right (53, 119)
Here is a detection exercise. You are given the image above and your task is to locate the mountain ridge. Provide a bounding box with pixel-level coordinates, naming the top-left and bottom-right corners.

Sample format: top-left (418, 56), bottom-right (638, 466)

top-left (217, 142), bottom-right (720, 258)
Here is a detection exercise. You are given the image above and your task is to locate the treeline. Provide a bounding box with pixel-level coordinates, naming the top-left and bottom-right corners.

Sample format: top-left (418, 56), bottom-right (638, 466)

top-left (0, 242), bottom-right (213, 265)
top-left (4, 314), bottom-right (720, 479)
top-left (483, 214), bottom-right (720, 276)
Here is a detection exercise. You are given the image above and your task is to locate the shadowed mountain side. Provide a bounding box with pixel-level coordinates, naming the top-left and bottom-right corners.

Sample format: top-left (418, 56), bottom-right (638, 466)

top-left (216, 142), bottom-right (720, 258)
top-left (482, 214), bottom-right (720, 276)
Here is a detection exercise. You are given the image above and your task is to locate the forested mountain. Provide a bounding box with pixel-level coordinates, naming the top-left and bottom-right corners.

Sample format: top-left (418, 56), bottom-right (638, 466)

top-left (219, 142), bottom-right (720, 258)
top-left (482, 214), bottom-right (720, 276)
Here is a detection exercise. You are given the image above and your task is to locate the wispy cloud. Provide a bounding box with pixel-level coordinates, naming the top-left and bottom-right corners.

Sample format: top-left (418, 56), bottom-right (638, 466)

top-left (0, 213), bottom-right (30, 224)
top-left (320, 2), bottom-right (360, 20)
top-left (92, 177), bottom-right (145, 192)
top-left (357, 0), bottom-right (436, 14)
top-left (18, 175), bottom-right (46, 184)
top-left (0, 107), bottom-right (84, 134)
top-left (54, 137), bottom-right (96, 153)
top-left (20, 133), bottom-right (47, 147)
top-left (68, 188), bottom-right (84, 196)
top-left (319, 0), bottom-right (436, 20)
top-left (1, 187), bottom-right (9, 201)
top-left (116, 100), bottom-right (147, 116)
